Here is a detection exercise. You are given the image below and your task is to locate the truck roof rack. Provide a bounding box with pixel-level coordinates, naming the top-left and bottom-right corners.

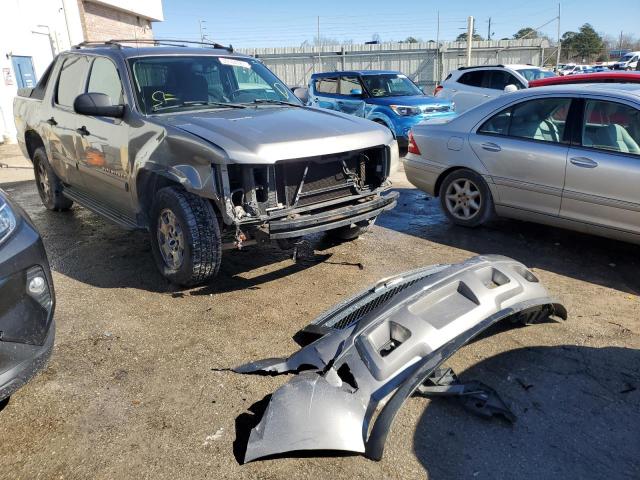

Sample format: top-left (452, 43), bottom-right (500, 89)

top-left (458, 64), bottom-right (505, 70)
top-left (72, 38), bottom-right (234, 53)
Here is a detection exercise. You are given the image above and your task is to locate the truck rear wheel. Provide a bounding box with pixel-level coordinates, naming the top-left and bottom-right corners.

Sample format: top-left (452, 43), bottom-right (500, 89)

top-left (327, 219), bottom-right (373, 241)
top-left (149, 186), bottom-right (221, 286)
top-left (33, 147), bottom-right (73, 211)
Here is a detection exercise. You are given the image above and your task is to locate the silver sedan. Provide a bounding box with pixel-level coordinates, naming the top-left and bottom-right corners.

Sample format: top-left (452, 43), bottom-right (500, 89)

top-left (404, 83), bottom-right (640, 244)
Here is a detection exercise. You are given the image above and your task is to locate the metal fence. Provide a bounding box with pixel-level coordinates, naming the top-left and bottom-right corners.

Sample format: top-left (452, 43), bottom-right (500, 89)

top-left (240, 39), bottom-right (550, 90)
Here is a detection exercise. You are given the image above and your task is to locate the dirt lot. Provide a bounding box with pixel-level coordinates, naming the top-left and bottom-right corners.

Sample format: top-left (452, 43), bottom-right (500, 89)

top-left (0, 143), bottom-right (639, 480)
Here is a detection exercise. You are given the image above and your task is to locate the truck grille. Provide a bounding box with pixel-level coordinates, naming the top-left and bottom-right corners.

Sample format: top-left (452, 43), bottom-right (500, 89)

top-left (275, 146), bottom-right (387, 207)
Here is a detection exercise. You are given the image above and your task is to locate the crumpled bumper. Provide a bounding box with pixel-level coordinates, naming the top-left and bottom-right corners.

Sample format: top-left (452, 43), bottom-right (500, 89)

top-left (235, 255), bottom-right (567, 462)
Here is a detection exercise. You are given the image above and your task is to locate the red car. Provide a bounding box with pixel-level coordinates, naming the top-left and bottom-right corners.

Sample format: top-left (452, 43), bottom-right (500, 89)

top-left (529, 71), bottom-right (640, 88)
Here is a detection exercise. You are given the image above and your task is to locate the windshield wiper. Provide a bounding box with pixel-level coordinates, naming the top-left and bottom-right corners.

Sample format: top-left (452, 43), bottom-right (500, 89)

top-left (248, 99), bottom-right (304, 108)
top-left (152, 101), bottom-right (247, 113)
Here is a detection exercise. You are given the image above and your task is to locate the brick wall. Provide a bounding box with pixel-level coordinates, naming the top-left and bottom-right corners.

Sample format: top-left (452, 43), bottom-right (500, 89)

top-left (77, 0), bottom-right (153, 42)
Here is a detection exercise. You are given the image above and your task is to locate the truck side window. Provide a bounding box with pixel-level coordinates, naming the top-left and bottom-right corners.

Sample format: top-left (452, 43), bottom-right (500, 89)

top-left (30, 60), bottom-right (55, 100)
top-left (55, 55), bottom-right (90, 108)
top-left (87, 57), bottom-right (124, 105)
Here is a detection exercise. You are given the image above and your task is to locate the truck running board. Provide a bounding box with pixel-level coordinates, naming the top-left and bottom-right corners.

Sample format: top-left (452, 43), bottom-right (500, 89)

top-left (63, 187), bottom-right (140, 230)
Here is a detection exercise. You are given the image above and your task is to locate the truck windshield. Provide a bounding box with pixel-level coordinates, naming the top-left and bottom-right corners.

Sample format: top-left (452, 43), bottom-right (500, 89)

top-left (360, 74), bottom-right (423, 97)
top-left (128, 55), bottom-right (299, 114)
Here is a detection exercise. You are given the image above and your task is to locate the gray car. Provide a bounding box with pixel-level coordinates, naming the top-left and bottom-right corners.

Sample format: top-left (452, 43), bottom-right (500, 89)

top-left (404, 83), bottom-right (640, 244)
top-left (13, 40), bottom-right (398, 286)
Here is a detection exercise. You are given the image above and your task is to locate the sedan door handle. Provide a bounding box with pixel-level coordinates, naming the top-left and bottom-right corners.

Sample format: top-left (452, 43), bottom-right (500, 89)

top-left (570, 157), bottom-right (598, 168)
top-left (76, 126), bottom-right (90, 136)
top-left (481, 142), bottom-right (502, 152)
top-left (46, 117), bottom-right (57, 126)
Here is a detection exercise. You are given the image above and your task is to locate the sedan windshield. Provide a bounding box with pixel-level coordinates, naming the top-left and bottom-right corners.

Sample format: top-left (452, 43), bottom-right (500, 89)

top-left (516, 68), bottom-right (556, 81)
top-left (128, 56), bottom-right (300, 114)
top-left (361, 74), bottom-right (423, 97)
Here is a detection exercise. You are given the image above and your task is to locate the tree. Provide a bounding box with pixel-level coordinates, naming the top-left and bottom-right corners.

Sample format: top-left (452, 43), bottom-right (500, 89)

top-left (404, 36), bottom-right (419, 43)
top-left (514, 27), bottom-right (538, 40)
top-left (561, 24), bottom-right (604, 62)
top-left (456, 31), bottom-right (484, 42)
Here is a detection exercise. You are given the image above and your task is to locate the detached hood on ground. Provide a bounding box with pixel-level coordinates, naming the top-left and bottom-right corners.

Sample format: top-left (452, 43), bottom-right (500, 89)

top-left (159, 106), bottom-right (393, 164)
top-left (234, 255), bottom-right (566, 463)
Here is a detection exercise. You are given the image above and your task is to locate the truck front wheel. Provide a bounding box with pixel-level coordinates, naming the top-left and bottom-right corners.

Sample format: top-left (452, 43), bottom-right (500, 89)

top-left (149, 187), bottom-right (221, 286)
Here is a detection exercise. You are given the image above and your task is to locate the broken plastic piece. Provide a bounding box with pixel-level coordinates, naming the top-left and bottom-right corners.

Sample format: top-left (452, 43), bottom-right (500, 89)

top-left (234, 255), bottom-right (567, 463)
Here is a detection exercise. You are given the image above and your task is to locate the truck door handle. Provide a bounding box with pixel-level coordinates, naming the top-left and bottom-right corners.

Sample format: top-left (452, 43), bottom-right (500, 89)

top-left (76, 126), bottom-right (90, 136)
top-left (570, 157), bottom-right (598, 168)
top-left (481, 142), bottom-right (502, 152)
top-left (46, 117), bottom-right (57, 126)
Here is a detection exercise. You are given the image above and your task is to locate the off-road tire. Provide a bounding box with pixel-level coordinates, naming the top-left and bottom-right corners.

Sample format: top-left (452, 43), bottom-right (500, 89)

top-left (439, 168), bottom-right (494, 228)
top-left (327, 219), bottom-right (374, 241)
top-left (149, 186), bottom-right (221, 286)
top-left (33, 147), bottom-right (73, 211)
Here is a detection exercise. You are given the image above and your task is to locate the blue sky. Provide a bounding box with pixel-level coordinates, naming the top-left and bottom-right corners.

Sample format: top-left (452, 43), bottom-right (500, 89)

top-left (154, 0), bottom-right (640, 49)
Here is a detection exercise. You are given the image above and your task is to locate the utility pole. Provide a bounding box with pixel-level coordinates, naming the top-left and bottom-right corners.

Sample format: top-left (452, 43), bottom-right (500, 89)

top-left (487, 17), bottom-right (491, 41)
top-left (619, 31), bottom-right (623, 53)
top-left (199, 20), bottom-right (207, 44)
top-left (555, 3), bottom-right (561, 71)
top-left (317, 16), bottom-right (322, 71)
top-left (466, 16), bottom-right (474, 66)
top-left (436, 10), bottom-right (440, 83)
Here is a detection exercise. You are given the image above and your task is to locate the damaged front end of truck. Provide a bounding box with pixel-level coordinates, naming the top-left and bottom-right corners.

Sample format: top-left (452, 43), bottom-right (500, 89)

top-left (217, 144), bottom-right (398, 247)
top-left (234, 255), bottom-right (567, 462)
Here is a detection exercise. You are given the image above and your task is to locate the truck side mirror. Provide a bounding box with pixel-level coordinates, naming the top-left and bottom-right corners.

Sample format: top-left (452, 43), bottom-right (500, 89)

top-left (350, 88), bottom-right (363, 96)
top-left (74, 92), bottom-right (124, 118)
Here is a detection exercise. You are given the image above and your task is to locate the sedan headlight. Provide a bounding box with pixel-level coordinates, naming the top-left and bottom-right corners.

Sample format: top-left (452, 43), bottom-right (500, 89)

top-left (390, 105), bottom-right (422, 116)
top-left (0, 195), bottom-right (17, 245)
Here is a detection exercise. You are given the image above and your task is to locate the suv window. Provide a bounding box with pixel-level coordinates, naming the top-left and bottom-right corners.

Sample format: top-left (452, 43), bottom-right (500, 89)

top-left (339, 76), bottom-right (361, 95)
top-left (487, 71), bottom-right (523, 90)
top-left (56, 55), bottom-right (90, 107)
top-left (87, 57), bottom-right (123, 105)
top-left (458, 71), bottom-right (484, 87)
top-left (315, 77), bottom-right (338, 94)
top-left (582, 100), bottom-right (640, 155)
top-left (479, 97), bottom-right (571, 143)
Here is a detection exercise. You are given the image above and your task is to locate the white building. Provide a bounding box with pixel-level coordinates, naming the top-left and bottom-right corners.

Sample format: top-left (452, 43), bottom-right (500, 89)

top-left (0, 0), bottom-right (164, 142)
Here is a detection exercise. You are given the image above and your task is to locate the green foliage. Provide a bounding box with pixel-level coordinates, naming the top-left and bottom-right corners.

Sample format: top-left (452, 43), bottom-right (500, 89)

top-left (456, 31), bottom-right (484, 42)
top-left (561, 24), bottom-right (604, 61)
top-left (514, 27), bottom-right (538, 39)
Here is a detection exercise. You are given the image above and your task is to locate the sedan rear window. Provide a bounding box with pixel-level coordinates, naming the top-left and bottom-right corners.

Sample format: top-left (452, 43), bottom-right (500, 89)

top-left (582, 100), bottom-right (640, 155)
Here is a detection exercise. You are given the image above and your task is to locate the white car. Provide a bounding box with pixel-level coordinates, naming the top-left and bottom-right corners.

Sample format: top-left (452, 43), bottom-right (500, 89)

top-left (435, 64), bottom-right (555, 113)
top-left (561, 65), bottom-right (590, 76)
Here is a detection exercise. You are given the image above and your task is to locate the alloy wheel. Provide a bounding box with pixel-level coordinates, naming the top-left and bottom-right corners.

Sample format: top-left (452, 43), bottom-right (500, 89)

top-left (157, 208), bottom-right (185, 270)
top-left (444, 178), bottom-right (482, 220)
top-left (36, 161), bottom-right (51, 203)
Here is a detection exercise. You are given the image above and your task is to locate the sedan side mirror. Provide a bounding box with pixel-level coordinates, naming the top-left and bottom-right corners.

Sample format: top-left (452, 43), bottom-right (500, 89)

top-left (504, 84), bottom-right (518, 93)
top-left (350, 88), bottom-right (363, 96)
top-left (74, 92), bottom-right (124, 118)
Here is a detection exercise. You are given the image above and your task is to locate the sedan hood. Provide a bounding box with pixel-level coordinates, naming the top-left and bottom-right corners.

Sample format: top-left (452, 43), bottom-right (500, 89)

top-left (159, 106), bottom-right (393, 164)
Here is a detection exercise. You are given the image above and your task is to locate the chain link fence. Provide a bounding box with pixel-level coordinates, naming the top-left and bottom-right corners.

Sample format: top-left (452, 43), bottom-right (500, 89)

top-left (240, 39), bottom-right (550, 90)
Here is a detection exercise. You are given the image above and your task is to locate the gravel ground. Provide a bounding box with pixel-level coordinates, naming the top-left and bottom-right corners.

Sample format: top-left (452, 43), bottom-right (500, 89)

top-left (0, 143), bottom-right (639, 479)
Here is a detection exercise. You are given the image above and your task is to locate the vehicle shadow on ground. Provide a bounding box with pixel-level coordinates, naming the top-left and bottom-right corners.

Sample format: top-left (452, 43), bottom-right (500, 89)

top-left (413, 345), bottom-right (640, 479)
top-left (380, 187), bottom-right (640, 295)
top-left (1, 180), bottom-right (335, 294)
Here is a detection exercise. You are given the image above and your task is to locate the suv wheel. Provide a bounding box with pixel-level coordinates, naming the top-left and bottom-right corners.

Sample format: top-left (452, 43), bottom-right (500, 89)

top-left (33, 147), bottom-right (73, 211)
top-left (439, 169), bottom-right (494, 227)
top-left (327, 219), bottom-right (374, 241)
top-left (149, 186), bottom-right (221, 286)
